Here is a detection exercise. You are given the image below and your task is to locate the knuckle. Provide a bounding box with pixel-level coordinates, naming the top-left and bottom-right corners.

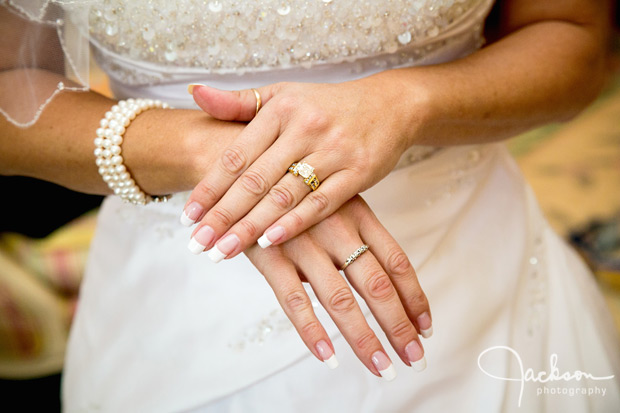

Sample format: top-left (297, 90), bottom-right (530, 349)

top-left (268, 185), bottom-right (296, 210)
top-left (365, 271), bottom-right (395, 301)
top-left (302, 109), bottom-right (329, 131)
top-left (275, 95), bottom-right (298, 113)
top-left (354, 331), bottom-right (377, 353)
top-left (327, 287), bottom-right (357, 314)
top-left (300, 321), bottom-right (322, 338)
top-left (307, 191), bottom-right (330, 215)
top-left (406, 290), bottom-right (429, 311)
top-left (194, 183), bottom-right (219, 205)
top-left (284, 290), bottom-right (311, 313)
top-left (238, 219), bottom-right (258, 238)
top-left (221, 147), bottom-right (247, 174)
top-left (210, 208), bottom-right (234, 227)
top-left (287, 210), bottom-right (304, 228)
top-left (386, 249), bottom-right (413, 278)
top-left (239, 170), bottom-right (269, 196)
top-left (391, 319), bottom-right (415, 339)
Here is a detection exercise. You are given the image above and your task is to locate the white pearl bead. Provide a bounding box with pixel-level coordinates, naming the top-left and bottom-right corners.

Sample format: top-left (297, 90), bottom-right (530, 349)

top-left (96, 98), bottom-right (170, 204)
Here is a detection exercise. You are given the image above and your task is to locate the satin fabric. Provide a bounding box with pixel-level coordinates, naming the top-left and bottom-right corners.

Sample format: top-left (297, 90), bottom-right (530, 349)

top-left (62, 0), bottom-right (620, 411)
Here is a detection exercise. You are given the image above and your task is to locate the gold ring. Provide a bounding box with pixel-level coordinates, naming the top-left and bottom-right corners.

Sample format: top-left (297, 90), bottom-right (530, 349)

top-left (252, 88), bottom-right (262, 116)
top-left (288, 162), bottom-right (320, 191)
top-left (341, 245), bottom-right (369, 271)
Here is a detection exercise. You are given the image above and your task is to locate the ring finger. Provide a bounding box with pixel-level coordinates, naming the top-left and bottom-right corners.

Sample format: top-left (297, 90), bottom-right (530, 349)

top-left (283, 237), bottom-right (396, 379)
top-left (189, 152), bottom-right (339, 259)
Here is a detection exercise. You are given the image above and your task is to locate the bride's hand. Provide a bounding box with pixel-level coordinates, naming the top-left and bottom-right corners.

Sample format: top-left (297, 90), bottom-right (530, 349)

top-left (244, 195), bottom-right (431, 379)
top-left (182, 79), bottom-right (415, 261)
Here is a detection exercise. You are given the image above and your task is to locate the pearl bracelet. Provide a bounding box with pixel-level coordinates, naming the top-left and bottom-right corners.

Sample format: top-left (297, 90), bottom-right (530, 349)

top-left (94, 98), bottom-right (172, 205)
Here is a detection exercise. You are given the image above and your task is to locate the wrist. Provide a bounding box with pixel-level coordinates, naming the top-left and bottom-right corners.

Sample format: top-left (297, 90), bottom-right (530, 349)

top-left (365, 68), bottom-right (436, 149)
top-left (122, 108), bottom-right (244, 195)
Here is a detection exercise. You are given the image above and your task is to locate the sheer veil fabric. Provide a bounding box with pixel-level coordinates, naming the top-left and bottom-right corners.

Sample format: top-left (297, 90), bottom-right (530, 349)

top-left (3, 1), bottom-right (620, 412)
top-left (0, 0), bottom-right (92, 127)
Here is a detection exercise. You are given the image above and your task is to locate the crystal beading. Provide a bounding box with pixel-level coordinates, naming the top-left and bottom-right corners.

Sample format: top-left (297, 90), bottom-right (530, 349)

top-left (89, 0), bottom-right (483, 75)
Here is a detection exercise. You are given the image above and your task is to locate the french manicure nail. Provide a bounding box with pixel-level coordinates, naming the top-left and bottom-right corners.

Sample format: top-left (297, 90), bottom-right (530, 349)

top-left (417, 312), bottom-right (433, 338)
top-left (315, 340), bottom-right (339, 369)
top-left (187, 83), bottom-right (205, 94)
top-left (208, 234), bottom-right (240, 263)
top-left (371, 351), bottom-right (396, 381)
top-left (405, 340), bottom-right (426, 372)
top-left (257, 226), bottom-right (285, 248)
top-left (180, 202), bottom-right (204, 227)
top-left (187, 226), bottom-right (215, 255)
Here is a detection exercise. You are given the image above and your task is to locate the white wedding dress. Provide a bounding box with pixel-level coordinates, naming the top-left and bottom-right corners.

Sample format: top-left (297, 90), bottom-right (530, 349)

top-left (24, 0), bottom-right (615, 411)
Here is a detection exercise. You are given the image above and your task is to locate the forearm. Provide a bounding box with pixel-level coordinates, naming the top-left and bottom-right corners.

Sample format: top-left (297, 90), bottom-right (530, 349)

top-left (368, 3), bottom-right (609, 147)
top-left (0, 69), bottom-right (243, 195)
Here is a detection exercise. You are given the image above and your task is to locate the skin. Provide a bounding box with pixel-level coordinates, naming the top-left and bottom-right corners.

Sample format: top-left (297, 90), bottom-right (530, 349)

top-left (185, 0), bottom-right (612, 261)
top-left (0, 3), bottom-right (430, 377)
top-left (0, 0), bottom-right (612, 377)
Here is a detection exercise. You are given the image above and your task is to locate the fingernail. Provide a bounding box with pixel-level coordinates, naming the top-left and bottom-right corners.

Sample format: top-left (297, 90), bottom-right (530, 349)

top-left (187, 83), bottom-right (205, 94)
top-left (405, 340), bottom-right (426, 372)
top-left (315, 340), bottom-right (339, 369)
top-left (187, 225), bottom-right (215, 255)
top-left (180, 202), bottom-right (204, 227)
top-left (371, 351), bottom-right (396, 381)
top-left (257, 226), bottom-right (285, 248)
top-left (208, 233), bottom-right (239, 263)
top-left (417, 312), bottom-right (433, 338)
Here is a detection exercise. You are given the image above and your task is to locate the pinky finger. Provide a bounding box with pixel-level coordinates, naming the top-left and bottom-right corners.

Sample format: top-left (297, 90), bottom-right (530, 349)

top-left (246, 246), bottom-right (339, 369)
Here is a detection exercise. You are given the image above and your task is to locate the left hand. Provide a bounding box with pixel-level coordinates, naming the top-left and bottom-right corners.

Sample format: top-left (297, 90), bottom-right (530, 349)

top-left (183, 78), bottom-right (413, 260)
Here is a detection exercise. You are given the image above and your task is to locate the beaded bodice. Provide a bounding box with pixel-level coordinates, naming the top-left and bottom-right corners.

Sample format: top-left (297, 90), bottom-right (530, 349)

top-left (89, 0), bottom-right (490, 76)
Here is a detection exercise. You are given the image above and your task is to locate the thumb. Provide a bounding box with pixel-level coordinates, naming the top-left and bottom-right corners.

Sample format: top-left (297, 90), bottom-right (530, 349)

top-left (188, 84), bottom-right (274, 121)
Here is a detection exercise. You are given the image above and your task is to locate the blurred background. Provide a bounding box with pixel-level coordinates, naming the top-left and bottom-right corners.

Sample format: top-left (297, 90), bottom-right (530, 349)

top-left (1, 5), bottom-right (620, 412)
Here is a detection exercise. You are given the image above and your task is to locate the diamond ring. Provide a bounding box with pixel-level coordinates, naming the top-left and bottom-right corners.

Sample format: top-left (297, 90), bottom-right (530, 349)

top-left (341, 245), bottom-right (369, 271)
top-left (288, 162), bottom-right (320, 191)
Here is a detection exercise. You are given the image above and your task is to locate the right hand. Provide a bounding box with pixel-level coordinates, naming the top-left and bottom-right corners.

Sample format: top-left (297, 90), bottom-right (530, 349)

top-left (244, 195), bottom-right (432, 379)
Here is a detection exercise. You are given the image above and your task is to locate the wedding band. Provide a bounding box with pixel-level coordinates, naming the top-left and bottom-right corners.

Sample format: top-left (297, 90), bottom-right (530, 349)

top-left (341, 245), bottom-right (369, 271)
top-left (288, 162), bottom-right (320, 191)
top-left (252, 88), bottom-right (262, 115)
